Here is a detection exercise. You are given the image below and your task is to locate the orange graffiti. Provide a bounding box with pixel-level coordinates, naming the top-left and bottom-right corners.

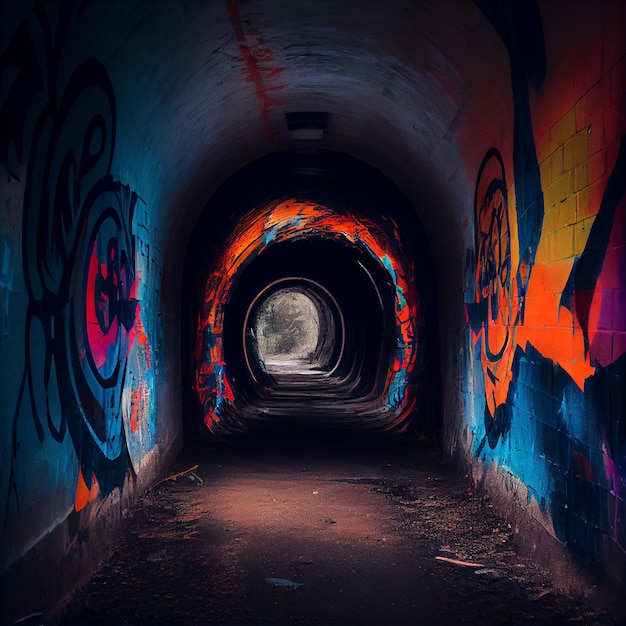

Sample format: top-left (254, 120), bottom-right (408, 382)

top-left (75, 466), bottom-right (100, 512)
top-left (129, 383), bottom-right (147, 433)
top-left (197, 198), bottom-right (420, 428)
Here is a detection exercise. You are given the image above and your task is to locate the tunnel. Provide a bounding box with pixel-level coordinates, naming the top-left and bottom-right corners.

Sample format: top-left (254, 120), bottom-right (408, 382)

top-left (1, 0), bottom-right (625, 622)
top-left (183, 150), bottom-right (435, 439)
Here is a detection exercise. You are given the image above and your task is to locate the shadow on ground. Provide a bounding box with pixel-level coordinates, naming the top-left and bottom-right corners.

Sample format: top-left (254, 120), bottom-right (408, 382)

top-left (56, 434), bottom-right (624, 625)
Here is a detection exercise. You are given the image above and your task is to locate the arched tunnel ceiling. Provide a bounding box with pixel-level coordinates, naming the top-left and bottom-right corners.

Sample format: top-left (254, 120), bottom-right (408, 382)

top-left (49, 0), bottom-right (515, 292)
top-left (1, 0), bottom-right (523, 417)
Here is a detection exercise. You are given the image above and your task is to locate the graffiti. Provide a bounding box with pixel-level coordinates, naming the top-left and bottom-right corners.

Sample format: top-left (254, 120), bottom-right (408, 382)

top-left (475, 0), bottom-right (546, 307)
top-left (468, 0), bottom-right (626, 567)
top-left (466, 148), bottom-right (516, 447)
top-left (1, 0), bottom-right (153, 545)
top-left (195, 199), bottom-right (420, 434)
top-left (466, 0), bottom-right (547, 447)
top-left (227, 0), bottom-right (286, 137)
top-left (560, 136), bottom-right (626, 366)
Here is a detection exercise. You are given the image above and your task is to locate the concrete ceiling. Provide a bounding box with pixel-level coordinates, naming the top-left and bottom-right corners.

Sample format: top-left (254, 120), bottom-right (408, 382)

top-left (3, 0), bottom-right (520, 383)
top-left (56, 0), bottom-right (514, 280)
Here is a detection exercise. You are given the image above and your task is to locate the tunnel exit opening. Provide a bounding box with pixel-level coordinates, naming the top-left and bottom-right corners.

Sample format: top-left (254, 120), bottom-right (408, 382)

top-left (246, 278), bottom-right (344, 383)
top-left (255, 289), bottom-right (320, 366)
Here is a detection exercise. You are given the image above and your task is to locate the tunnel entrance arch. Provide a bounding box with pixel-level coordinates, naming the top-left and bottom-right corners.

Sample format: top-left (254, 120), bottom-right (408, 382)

top-left (183, 150), bottom-right (439, 440)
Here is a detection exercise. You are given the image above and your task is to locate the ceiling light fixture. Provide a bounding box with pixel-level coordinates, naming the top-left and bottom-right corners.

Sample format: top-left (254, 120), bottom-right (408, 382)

top-left (286, 111), bottom-right (329, 141)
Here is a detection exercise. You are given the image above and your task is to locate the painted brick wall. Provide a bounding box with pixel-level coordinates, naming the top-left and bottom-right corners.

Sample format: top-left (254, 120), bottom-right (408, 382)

top-left (465, 0), bottom-right (625, 588)
top-left (0, 4), bottom-right (174, 621)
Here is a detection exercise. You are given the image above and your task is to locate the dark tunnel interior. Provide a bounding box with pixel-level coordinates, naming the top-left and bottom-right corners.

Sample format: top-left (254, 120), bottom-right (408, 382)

top-left (182, 150), bottom-right (440, 443)
top-left (224, 239), bottom-right (390, 418)
top-left (3, 4), bottom-right (626, 620)
top-left (3, 3), bottom-right (626, 620)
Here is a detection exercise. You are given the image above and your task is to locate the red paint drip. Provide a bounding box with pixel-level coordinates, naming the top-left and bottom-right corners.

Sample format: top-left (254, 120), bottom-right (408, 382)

top-left (227, 0), bottom-right (285, 138)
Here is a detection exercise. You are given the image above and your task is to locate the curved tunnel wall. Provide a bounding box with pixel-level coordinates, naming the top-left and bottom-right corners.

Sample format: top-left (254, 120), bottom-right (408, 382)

top-left (224, 241), bottom-right (390, 431)
top-left (192, 194), bottom-right (424, 436)
top-left (0, 0), bottom-right (625, 620)
top-left (459, 1), bottom-right (626, 587)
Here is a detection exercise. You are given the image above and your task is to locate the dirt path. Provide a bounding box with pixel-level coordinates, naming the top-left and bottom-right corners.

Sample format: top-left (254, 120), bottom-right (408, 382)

top-left (57, 436), bottom-right (619, 625)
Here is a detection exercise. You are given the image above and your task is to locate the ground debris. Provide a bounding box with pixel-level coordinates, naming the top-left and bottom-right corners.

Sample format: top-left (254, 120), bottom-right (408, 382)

top-left (435, 555), bottom-right (485, 567)
top-left (56, 439), bottom-right (623, 626)
top-left (151, 464), bottom-right (200, 488)
top-left (265, 577), bottom-right (303, 588)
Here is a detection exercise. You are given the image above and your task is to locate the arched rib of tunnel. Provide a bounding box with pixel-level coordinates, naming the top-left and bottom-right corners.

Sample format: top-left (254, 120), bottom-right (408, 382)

top-left (184, 150), bottom-right (439, 439)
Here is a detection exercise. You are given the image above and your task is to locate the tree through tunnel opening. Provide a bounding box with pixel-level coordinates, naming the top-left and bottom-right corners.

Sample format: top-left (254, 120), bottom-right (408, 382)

top-left (254, 289), bottom-right (320, 366)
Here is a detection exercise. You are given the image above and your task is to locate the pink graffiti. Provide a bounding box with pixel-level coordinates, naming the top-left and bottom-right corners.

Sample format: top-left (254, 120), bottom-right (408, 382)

top-left (85, 233), bottom-right (139, 377)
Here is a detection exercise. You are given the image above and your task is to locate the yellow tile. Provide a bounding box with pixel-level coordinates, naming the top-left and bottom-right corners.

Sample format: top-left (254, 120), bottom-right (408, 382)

top-left (574, 162), bottom-right (589, 192)
top-left (563, 130), bottom-right (588, 170)
top-left (576, 179), bottom-right (604, 220)
top-left (550, 225), bottom-right (574, 261)
top-left (574, 216), bottom-right (596, 255)
top-left (542, 205), bottom-right (558, 235)
top-left (549, 108), bottom-right (576, 147)
top-left (539, 146), bottom-right (564, 187)
top-left (557, 195), bottom-right (577, 227)
top-left (544, 170), bottom-right (575, 209)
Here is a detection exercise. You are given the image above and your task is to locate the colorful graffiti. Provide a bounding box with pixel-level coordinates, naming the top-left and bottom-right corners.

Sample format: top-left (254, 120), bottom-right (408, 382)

top-left (195, 198), bottom-right (420, 433)
top-left (468, 0), bottom-right (625, 568)
top-left (1, 0), bottom-right (154, 560)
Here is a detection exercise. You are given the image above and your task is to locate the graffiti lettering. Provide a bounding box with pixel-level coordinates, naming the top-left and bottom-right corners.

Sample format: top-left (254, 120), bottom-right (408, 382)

top-left (468, 0), bottom-right (626, 567)
top-left (1, 1), bottom-right (153, 543)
